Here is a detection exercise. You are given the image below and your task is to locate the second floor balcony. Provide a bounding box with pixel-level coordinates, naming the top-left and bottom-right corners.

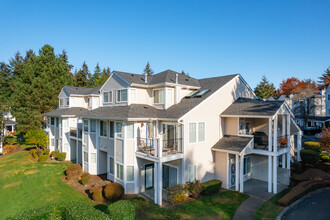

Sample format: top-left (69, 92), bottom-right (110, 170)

top-left (136, 137), bottom-right (183, 158)
top-left (70, 127), bottom-right (82, 139)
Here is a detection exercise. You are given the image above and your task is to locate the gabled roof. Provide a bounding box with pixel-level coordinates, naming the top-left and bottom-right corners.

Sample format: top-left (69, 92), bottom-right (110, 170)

top-left (221, 98), bottom-right (284, 117)
top-left (63, 86), bottom-right (101, 96)
top-left (212, 135), bottom-right (253, 153)
top-left (44, 107), bottom-right (89, 117)
top-left (114, 70), bottom-right (200, 87)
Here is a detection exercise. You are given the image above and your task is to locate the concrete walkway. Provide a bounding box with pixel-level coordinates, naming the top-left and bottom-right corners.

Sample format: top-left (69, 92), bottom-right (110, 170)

top-left (233, 179), bottom-right (287, 220)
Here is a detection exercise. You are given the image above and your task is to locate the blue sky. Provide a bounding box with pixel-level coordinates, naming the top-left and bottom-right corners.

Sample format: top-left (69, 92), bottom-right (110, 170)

top-left (0, 0), bottom-right (329, 88)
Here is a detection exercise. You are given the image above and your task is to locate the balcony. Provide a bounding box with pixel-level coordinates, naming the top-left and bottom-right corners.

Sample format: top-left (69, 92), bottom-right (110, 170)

top-left (252, 132), bottom-right (289, 151)
top-left (136, 138), bottom-right (183, 157)
top-left (70, 127), bottom-right (82, 139)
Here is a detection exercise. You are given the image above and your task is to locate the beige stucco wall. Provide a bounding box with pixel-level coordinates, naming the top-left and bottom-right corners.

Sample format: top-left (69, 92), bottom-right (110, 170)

top-left (125, 139), bottom-right (135, 165)
top-left (215, 151), bottom-right (228, 188)
top-left (182, 76), bottom-right (255, 183)
top-left (224, 117), bottom-right (239, 135)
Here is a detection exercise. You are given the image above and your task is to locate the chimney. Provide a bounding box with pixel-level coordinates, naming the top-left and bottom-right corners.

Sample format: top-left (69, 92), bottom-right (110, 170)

top-left (144, 73), bottom-right (148, 83)
top-left (175, 73), bottom-right (178, 84)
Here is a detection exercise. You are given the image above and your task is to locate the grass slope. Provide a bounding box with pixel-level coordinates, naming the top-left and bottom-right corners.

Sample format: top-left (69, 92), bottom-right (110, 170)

top-left (0, 151), bottom-right (90, 218)
top-left (133, 190), bottom-right (249, 220)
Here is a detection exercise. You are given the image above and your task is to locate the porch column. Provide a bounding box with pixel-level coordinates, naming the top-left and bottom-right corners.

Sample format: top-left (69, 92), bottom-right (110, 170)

top-left (286, 152), bottom-right (291, 169)
top-left (273, 115), bottom-right (278, 152)
top-left (158, 162), bottom-right (163, 205)
top-left (154, 162), bottom-right (158, 205)
top-left (239, 155), bottom-right (244, 193)
top-left (281, 154), bottom-right (286, 168)
top-left (273, 155), bottom-right (278, 194)
top-left (268, 118), bottom-right (273, 151)
top-left (286, 115), bottom-right (291, 149)
top-left (297, 131), bottom-right (302, 162)
top-left (235, 154), bottom-right (239, 191)
top-left (268, 155), bottom-right (272, 193)
top-left (11, 125), bottom-right (14, 132)
top-left (181, 159), bottom-right (185, 184)
top-left (282, 116), bottom-right (285, 137)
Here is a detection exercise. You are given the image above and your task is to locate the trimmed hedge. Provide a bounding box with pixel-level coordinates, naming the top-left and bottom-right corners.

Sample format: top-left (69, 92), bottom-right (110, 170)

top-left (104, 182), bottom-right (124, 202)
top-left (36, 148), bottom-right (43, 157)
top-left (90, 186), bottom-right (103, 201)
top-left (304, 142), bottom-right (321, 153)
top-left (43, 149), bottom-right (50, 155)
top-left (57, 152), bottom-right (66, 161)
top-left (107, 200), bottom-right (136, 220)
top-left (201, 179), bottom-right (222, 196)
top-left (29, 149), bottom-right (36, 155)
top-left (50, 150), bottom-right (58, 158)
top-left (301, 149), bottom-right (320, 165)
top-left (66, 164), bottom-right (83, 180)
top-left (38, 155), bottom-right (48, 162)
top-left (32, 152), bottom-right (38, 158)
top-left (320, 154), bottom-right (330, 162)
top-left (7, 202), bottom-right (111, 220)
top-left (81, 173), bottom-right (91, 185)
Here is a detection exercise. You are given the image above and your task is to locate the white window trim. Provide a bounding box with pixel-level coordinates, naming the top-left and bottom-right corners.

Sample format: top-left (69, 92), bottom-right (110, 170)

top-left (188, 164), bottom-right (197, 182)
top-left (166, 88), bottom-right (174, 105)
top-left (103, 90), bottom-right (113, 104)
top-left (116, 88), bottom-right (128, 103)
top-left (126, 164), bottom-right (135, 182)
top-left (100, 120), bottom-right (108, 137)
top-left (108, 155), bottom-right (115, 176)
top-left (59, 99), bottom-right (64, 106)
top-left (109, 121), bottom-right (115, 139)
top-left (90, 119), bottom-right (96, 133)
top-left (65, 98), bottom-right (70, 106)
top-left (163, 164), bottom-right (179, 187)
top-left (243, 155), bottom-right (252, 177)
top-left (153, 88), bottom-right (165, 104)
top-left (189, 121), bottom-right (206, 144)
top-left (116, 162), bottom-right (124, 181)
top-left (90, 152), bottom-right (96, 164)
top-left (115, 121), bottom-right (124, 139)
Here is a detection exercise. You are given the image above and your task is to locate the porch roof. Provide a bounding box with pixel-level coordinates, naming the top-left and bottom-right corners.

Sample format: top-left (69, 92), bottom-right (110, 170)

top-left (44, 107), bottom-right (88, 117)
top-left (221, 98), bottom-right (284, 117)
top-left (4, 120), bottom-right (18, 125)
top-left (212, 135), bottom-right (253, 153)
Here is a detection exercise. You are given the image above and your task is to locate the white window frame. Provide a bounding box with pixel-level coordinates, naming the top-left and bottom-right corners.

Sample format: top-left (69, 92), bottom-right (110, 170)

top-left (166, 88), bottom-right (174, 105)
top-left (103, 90), bottom-right (113, 103)
top-left (188, 164), bottom-right (197, 183)
top-left (84, 151), bottom-right (88, 163)
top-left (100, 120), bottom-right (108, 137)
top-left (115, 122), bottom-right (123, 139)
top-left (109, 121), bottom-right (114, 139)
top-left (59, 99), bottom-right (64, 106)
top-left (50, 138), bottom-right (55, 147)
top-left (129, 88), bottom-right (137, 103)
top-left (116, 89), bottom-right (128, 103)
top-left (90, 119), bottom-right (96, 133)
top-left (83, 119), bottom-right (88, 132)
top-left (189, 122), bottom-right (206, 144)
top-left (90, 153), bottom-right (96, 164)
top-left (116, 163), bottom-right (124, 181)
top-left (109, 156), bottom-right (114, 175)
top-left (153, 89), bottom-right (165, 104)
top-left (243, 156), bottom-right (251, 176)
top-left (126, 165), bottom-right (134, 182)
top-left (87, 98), bottom-right (92, 108)
top-left (65, 98), bottom-right (69, 106)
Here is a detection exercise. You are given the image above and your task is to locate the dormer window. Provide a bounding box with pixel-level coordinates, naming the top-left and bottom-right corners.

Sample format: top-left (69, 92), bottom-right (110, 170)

top-left (65, 98), bottom-right (69, 106)
top-left (59, 99), bottom-right (64, 106)
top-left (103, 91), bottom-right (113, 103)
top-left (87, 98), bottom-right (92, 108)
top-left (153, 89), bottom-right (165, 104)
top-left (117, 89), bottom-right (128, 102)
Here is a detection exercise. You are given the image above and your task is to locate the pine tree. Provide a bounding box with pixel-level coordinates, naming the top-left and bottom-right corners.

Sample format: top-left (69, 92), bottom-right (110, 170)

top-left (91, 63), bottom-right (102, 87)
top-left (143, 62), bottom-right (154, 76)
top-left (99, 67), bottom-right (111, 86)
top-left (254, 75), bottom-right (276, 99)
top-left (318, 67), bottom-right (330, 89)
top-left (75, 61), bottom-right (91, 87)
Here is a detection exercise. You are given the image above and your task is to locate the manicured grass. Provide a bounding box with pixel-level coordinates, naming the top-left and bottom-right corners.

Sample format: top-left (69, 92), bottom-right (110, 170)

top-left (0, 151), bottom-right (90, 218)
top-left (254, 188), bottom-right (291, 220)
top-left (133, 190), bottom-right (249, 220)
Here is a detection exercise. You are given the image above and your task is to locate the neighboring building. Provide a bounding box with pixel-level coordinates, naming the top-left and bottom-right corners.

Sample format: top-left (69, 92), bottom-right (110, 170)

top-left (45, 70), bottom-right (302, 205)
top-left (326, 85), bottom-right (330, 117)
top-left (1, 108), bottom-right (18, 135)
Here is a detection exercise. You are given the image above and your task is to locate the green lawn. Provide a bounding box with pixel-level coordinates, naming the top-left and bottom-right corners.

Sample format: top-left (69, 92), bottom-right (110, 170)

top-left (0, 151), bottom-right (90, 218)
top-left (133, 190), bottom-right (249, 219)
top-left (254, 188), bottom-right (291, 220)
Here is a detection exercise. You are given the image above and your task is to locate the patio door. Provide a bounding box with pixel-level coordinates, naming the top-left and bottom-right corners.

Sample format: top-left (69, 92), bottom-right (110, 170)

top-left (145, 164), bottom-right (154, 189)
top-left (162, 124), bottom-right (177, 150)
top-left (163, 165), bottom-right (178, 189)
top-left (229, 158), bottom-right (236, 188)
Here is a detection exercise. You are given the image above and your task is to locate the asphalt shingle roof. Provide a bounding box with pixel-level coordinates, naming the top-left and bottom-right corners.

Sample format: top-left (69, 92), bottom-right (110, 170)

top-left (44, 107), bottom-right (89, 117)
top-left (212, 135), bottom-right (253, 153)
top-left (221, 98), bottom-right (284, 117)
top-left (63, 86), bottom-right (101, 95)
top-left (115, 70), bottom-right (201, 87)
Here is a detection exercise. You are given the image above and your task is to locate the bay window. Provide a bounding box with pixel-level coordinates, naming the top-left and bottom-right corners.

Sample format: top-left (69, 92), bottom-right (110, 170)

top-left (117, 89), bottom-right (128, 102)
top-left (153, 89), bottom-right (165, 104)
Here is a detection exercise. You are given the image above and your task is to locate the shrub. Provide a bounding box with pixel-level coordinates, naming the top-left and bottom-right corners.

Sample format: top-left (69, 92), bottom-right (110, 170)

top-left (201, 179), bottom-right (222, 196)
top-left (29, 149), bottom-right (36, 155)
top-left (7, 202), bottom-right (111, 220)
top-left (43, 149), bottom-right (50, 155)
top-left (104, 182), bottom-right (124, 201)
top-left (66, 164), bottom-right (83, 180)
top-left (24, 129), bottom-right (48, 148)
top-left (107, 200), bottom-right (136, 220)
top-left (36, 148), bottom-right (43, 157)
top-left (293, 161), bottom-right (303, 173)
top-left (300, 149), bottom-right (320, 165)
top-left (81, 173), bottom-right (91, 185)
top-left (5, 136), bottom-right (17, 145)
top-left (320, 154), bottom-right (330, 162)
top-left (50, 150), bottom-right (58, 158)
top-left (304, 142), bottom-right (321, 153)
top-left (38, 155), bottom-right (48, 162)
top-left (90, 186), bottom-right (103, 201)
top-left (188, 180), bottom-right (203, 198)
top-left (318, 128), bottom-right (330, 152)
top-left (32, 152), bottom-right (38, 158)
top-left (167, 184), bottom-right (190, 204)
top-left (3, 145), bottom-right (20, 154)
top-left (56, 152), bottom-right (66, 161)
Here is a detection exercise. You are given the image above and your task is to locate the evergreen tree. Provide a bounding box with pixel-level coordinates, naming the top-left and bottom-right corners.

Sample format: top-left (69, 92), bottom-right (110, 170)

top-left (7, 44), bottom-right (73, 132)
top-left (99, 67), bottom-right (111, 86)
top-left (143, 62), bottom-right (154, 76)
top-left (254, 75), bottom-right (276, 99)
top-left (91, 63), bottom-right (102, 87)
top-left (318, 67), bottom-right (330, 89)
top-left (75, 61), bottom-right (91, 87)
